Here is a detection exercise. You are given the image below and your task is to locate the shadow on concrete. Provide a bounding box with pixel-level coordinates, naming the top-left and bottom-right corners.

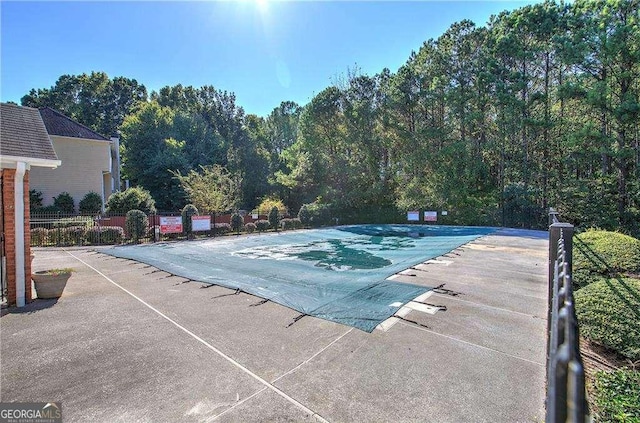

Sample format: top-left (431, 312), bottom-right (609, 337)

top-left (1, 298), bottom-right (58, 317)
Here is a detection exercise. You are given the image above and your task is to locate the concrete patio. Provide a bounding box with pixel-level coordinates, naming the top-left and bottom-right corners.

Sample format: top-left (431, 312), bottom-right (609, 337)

top-left (1, 228), bottom-right (548, 422)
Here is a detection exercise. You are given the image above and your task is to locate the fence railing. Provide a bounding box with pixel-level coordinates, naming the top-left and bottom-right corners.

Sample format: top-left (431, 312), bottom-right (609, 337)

top-left (28, 211), bottom-right (298, 247)
top-left (546, 208), bottom-right (589, 422)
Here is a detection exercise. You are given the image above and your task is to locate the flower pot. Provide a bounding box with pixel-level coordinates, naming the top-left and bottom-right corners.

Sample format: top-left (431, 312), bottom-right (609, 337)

top-left (32, 271), bottom-right (71, 299)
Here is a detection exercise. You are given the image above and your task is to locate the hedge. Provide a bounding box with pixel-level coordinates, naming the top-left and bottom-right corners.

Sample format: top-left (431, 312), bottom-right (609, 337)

top-left (574, 277), bottom-right (640, 361)
top-left (85, 226), bottom-right (124, 245)
top-left (30, 226), bottom-right (124, 246)
top-left (125, 210), bottom-right (148, 243)
top-left (573, 229), bottom-right (640, 289)
top-left (212, 222), bottom-right (231, 235)
top-left (255, 220), bottom-right (270, 232)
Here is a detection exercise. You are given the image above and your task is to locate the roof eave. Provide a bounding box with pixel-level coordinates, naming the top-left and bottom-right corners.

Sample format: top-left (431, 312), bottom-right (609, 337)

top-left (0, 155), bottom-right (62, 169)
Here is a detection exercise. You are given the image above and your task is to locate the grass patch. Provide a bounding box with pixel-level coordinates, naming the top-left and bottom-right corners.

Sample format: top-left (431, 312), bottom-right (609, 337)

top-left (591, 370), bottom-right (640, 422)
top-left (573, 230), bottom-right (640, 289)
top-left (574, 277), bottom-right (640, 362)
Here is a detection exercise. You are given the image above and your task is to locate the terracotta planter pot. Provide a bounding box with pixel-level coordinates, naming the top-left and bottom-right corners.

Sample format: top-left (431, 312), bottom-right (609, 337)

top-left (32, 272), bottom-right (71, 299)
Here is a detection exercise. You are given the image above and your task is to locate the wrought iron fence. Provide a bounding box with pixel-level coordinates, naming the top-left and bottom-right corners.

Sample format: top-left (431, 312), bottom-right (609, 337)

top-left (28, 211), bottom-right (282, 247)
top-left (546, 208), bottom-right (589, 422)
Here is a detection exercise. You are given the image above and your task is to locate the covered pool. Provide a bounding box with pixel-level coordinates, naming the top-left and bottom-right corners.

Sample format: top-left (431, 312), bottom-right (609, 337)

top-left (105, 225), bottom-right (494, 332)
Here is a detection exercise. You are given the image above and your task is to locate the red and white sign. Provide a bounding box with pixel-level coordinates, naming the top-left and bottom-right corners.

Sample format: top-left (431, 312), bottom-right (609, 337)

top-left (160, 216), bottom-right (183, 234)
top-left (424, 211), bottom-right (438, 222)
top-left (191, 215), bottom-right (211, 232)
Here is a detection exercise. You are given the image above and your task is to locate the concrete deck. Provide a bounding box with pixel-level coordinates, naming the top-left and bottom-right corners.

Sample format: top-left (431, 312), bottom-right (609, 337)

top-left (1, 228), bottom-right (548, 422)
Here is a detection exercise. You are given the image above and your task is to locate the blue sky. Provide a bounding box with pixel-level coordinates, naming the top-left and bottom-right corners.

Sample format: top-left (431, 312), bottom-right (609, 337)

top-left (2, 1), bottom-right (538, 117)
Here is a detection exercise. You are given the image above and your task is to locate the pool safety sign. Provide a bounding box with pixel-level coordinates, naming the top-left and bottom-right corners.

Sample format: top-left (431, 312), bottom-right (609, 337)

top-left (160, 216), bottom-right (183, 234)
top-left (407, 211), bottom-right (420, 222)
top-left (424, 211), bottom-right (438, 222)
top-left (191, 215), bottom-right (211, 232)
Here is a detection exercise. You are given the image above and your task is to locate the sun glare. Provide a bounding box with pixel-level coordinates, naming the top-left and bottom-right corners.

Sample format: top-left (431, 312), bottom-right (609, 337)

top-left (255, 0), bottom-right (268, 13)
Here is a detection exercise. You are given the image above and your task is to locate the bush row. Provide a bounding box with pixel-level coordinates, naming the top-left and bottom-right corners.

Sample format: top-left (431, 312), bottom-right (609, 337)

top-left (280, 218), bottom-right (302, 230)
top-left (30, 216), bottom-right (307, 247)
top-left (571, 228), bottom-right (640, 418)
top-left (31, 226), bottom-right (124, 246)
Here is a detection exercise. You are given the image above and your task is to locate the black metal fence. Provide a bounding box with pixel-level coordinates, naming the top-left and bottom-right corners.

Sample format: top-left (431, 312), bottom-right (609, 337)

top-left (28, 211), bottom-right (286, 247)
top-left (546, 209), bottom-right (589, 422)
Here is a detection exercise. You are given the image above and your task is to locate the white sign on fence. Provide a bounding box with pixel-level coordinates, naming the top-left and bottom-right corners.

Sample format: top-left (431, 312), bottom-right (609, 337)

top-left (424, 211), bottom-right (438, 222)
top-left (407, 211), bottom-right (420, 222)
top-left (160, 216), bottom-right (183, 234)
top-left (191, 215), bottom-right (211, 232)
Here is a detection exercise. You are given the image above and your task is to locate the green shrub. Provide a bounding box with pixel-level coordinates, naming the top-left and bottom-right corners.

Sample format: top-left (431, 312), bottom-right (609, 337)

top-left (29, 189), bottom-right (43, 210)
top-left (85, 226), bottom-right (124, 245)
top-left (43, 226), bottom-right (86, 246)
top-left (106, 187), bottom-right (157, 215)
top-left (79, 192), bottom-right (103, 214)
top-left (299, 202), bottom-right (333, 227)
top-left (574, 277), bottom-right (640, 361)
top-left (255, 197), bottom-right (287, 216)
top-left (182, 204), bottom-right (199, 236)
top-left (51, 216), bottom-right (93, 229)
top-left (280, 218), bottom-right (294, 230)
top-left (212, 222), bottom-right (231, 235)
top-left (502, 182), bottom-right (545, 229)
top-left (30, 227), bottom-right (48, 246)
top-left (591, 370), bottom-right (640, 423)
top-left (298, 204), bottom-right (311, 227)
top-left (125, 209), bottom-right (148, 243)
top-left (291, 218), bottom-right (302, 229)
top-left (268, 206), bottom-right (280, 231)
top-left (245, 222), bottom-right (256, 233)
top-left (67, 227), bottom-right (86, 245)
top-left (231, 213), bottom-right (244, 234)
top-left (53, 192), bottom-right (75, 213)
top-left (256, 219), bottom-right (270, 232)
top-left (46, 228), bottom-right (62, 246)
top-left (573, 230), bottom-right (640, 289)
top-left (36, 205), bottom-right (61, 213)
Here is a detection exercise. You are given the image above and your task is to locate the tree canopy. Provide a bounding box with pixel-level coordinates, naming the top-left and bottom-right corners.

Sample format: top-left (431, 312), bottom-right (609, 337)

top-left (22, 0), bottom-right (640, 235)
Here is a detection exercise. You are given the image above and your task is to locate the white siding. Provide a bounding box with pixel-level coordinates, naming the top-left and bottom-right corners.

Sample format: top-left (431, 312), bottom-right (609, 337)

top-left (29, 135), bottom-right (112, 210)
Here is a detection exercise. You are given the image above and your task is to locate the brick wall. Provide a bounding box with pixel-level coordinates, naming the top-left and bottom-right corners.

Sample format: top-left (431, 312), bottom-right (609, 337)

top-left (2, 168), bottom-right (32, 306)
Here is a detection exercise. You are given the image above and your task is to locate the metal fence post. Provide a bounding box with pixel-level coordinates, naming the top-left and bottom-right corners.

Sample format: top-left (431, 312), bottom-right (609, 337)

top-left (549, 207), bottom-right (560, 226)
top-left (546, 212), bottom-right (586, 423)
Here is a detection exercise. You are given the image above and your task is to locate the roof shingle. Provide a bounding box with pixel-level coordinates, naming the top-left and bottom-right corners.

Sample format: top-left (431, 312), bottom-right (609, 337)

top-left (39, 107), bottom-right (110, 141)
top-left (0, 103), bottom-right (59, 161)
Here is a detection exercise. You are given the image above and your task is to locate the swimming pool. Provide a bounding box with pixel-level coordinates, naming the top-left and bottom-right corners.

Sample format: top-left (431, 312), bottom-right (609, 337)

top-left (105, 225), bottom-right (494, 332)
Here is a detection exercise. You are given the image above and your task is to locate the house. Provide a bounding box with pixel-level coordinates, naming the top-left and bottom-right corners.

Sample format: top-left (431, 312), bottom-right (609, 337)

top-left (29, 107), bottom-right (121, 212)
top-left (0, 103), bottom-right (61, 307)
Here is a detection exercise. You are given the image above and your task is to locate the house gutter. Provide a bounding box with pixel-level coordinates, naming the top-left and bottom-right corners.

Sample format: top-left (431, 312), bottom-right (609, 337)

top-left (14, 162), bottom-right (26, 307)
top-left (0, 155), bottom-right (60, 169)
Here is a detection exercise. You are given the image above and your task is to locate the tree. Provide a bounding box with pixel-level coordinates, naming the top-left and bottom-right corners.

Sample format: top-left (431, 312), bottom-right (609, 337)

top-left (29, 189), bottom-right (43, 210)
top-left (79, 192), bottom-right (103, 214)
top-left (255, 197), bottom-right (287, 216)
top-left (125, 210), bottom-right (148, 243)
top-left (231, 212), bottom-right (244, 234)
top-left (172, 165), bottom-right (241, 214)
top-left (106, 187), bottom-right (157, 215)
top-left (21, 71), bottom-right (147, 136)
top-left (120, 102), bottom-right (188, 210)
top-left (298, 204), bottom-right (311, 227)
top-left (268, 206), bottom-right (280, 231)
top-left (182, 204), bottom-right (199, 238)
top-left (53, 192), bottom-right (75, 213)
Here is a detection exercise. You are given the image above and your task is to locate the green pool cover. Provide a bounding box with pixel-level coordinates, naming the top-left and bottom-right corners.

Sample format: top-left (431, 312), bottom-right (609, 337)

top-left (105, 224), bottom-right (494, 332)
